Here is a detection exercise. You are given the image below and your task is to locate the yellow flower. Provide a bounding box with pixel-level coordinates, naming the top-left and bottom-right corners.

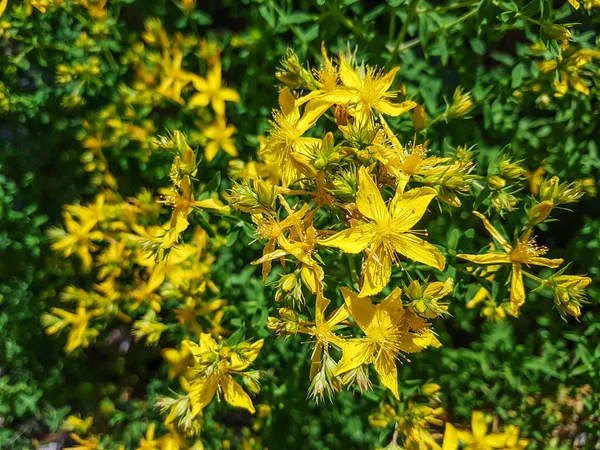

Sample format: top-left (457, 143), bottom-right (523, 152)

top-left (137, 423), bottom-right (158, 450)
top-left (320, 166), bottom-right (445, 296)
top-left (188, 61), bottom-right (240, 115)
top-left (157, 48), bottom-right (192, 104)
top-left (65, 433), bottom-right (100, 450)
top-left (63, 415), bottom-right (94, 434)
top-left (42, 303), bottom-right (100, 353)
top-left (334, 287), bottom-right (440, 399)
top-left (49, 211), bottom-right (104, 269)
top-left (318, 56), bottom-right (416, 124)
top-left (300, 289), bottom-right (349, 380)
top-left (259, 87), bottom-right (329, 187)
top-left (455, 411), bottom-right (510, 450)
top-left (251, 203), bottom-right (309, 282)
top-left (184, 334), bottom-right (263, 416)
top-left (538, 44), bottom-right (600, 97)
top-left (457, 211), bottom-right (563, 315)
top-left (203, 118), bottom-right (237, 162)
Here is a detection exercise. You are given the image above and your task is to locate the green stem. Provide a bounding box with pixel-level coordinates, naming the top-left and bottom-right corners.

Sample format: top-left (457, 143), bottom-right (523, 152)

top-left (418, 0), bottom-right (479, 14)
top-left (395, 7), bottom-right (479, 55)
top-left (492, 1), bottom-right (541, 26)
top-left (326, 3), bottom-right (370, 41)
top-left (392, 0), bottom-right (419, 60)
top-left (522, 270), bottom-right (549, 287)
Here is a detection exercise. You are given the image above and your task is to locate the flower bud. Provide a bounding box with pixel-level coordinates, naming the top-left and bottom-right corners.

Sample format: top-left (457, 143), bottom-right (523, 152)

top-left (542, 23), bottom-right (572, 40)
top-left (330, 169), bottom-right (357, 202)
top-left (528, 200), bottom-right (553, 225)
top-left (412, 104), bottom-right (427, 131)
top-left (487, 175), bottom-right (507, 190)
top-left (275, 271), bottom-right (304, 307)
top-left (491, 191), bottom-right (518, 213)
top-left (447, 87), bottom-right (473, 118)
top-left (499, 158), bottom-right (526, 179)
top-left (421, 382), bottom-right (441, 397)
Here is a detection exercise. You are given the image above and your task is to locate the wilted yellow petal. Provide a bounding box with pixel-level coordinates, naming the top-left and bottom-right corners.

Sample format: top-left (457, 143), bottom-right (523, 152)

top-left (473, 211), bottom-right (512, 252)
top-left (0, 0), bottom-right (8, 18)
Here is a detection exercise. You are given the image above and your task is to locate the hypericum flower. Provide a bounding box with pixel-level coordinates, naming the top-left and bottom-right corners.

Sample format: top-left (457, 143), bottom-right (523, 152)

top-left (202, 117), bottom-right (237, 162)
top-left (259, 88), bottom-right (329, 187)
top-left (370, 399), bottom-right (444, 449)
top-left (299, 289), bottom-right (349, 380)
top-left (188, 61), bottom-right (240, 116)
top-left (49, 211), bottom-right (104, 270)
top-left (42, 303), bottom-right (100, 353)
top-left (251, 203), bottom-right (309, 282)
top-left (318, 56), bottom-right (416, 125)
top-left (537, 44), bottom-right (600, 97)
top-left (320, 166), bottom-right (445, 296)
top-left (334, 287), bottom-right (440, 399)
top-left (457, 211), bottom-right (563, 315)
top-left (444, 411), bottom-right (515, 450)
top-left (157, 47), bottom-right (191, 104)
top-left (184, 334), bottom-right (263, 416)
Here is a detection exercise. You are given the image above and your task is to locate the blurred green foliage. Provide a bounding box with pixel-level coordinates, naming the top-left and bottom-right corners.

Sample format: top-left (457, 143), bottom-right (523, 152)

top-left (1, 0), bottom-right (599, 449)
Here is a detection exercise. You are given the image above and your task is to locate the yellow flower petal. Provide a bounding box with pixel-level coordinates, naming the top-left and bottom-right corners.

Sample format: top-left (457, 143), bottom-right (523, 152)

top-left (360, 243), bottom-right (393, 297)
top-left (229, 339), bottom-right (264, 371)
top-left (473, 211), bottom-right (512, 252)
top-left (189, 373), bottom-right (219, 417)
top-left (0, 0), bottom-right (8, 18)
top-left (392, 233), bottom-right (446, 270)
top-left (319, 223), bottom-right (374, 253)
top-left (222, 375), bottom-right (255, 414)
top-left (457, 253), bottom-right (512, 265)
top-left (334, 339), bottom-right (374, 376)
top-left (390, 186), bottom-right (437, 231)
top-left (341, 287), bottom-right (376, 331)
top-left (510, 263), bottom-right (526, 315)
top-left (529, 256), bottom-right (563, 268)
top-left (485, 433), bottom-right (509, 448)
top-left (442, 423), bottom-right (459, 450)
top-left (471, 411), bottom-right (488, 438)
top-left (373, 352), bottom-right (399, 399)
top-left (356, 166), bottom-right (389, 223)
top-left (375, 99), bottom-right (417, 117)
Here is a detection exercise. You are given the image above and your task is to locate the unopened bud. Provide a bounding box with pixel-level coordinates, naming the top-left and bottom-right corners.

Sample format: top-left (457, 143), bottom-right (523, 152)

top-left (413, 104), bottom-right (427, 131)
top-left (447, 87), bottom-right (473, 118)
top-left (528, 200), bottom-right (553, 225)
top-left (487, 175), bottom-right (507, 190)
top-left (542, 23), bottom-right (572, 40)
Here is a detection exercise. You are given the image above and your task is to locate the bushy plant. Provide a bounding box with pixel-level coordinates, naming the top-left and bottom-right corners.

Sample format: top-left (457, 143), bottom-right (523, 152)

top-left (0, 0), bottom-right (598, 449)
